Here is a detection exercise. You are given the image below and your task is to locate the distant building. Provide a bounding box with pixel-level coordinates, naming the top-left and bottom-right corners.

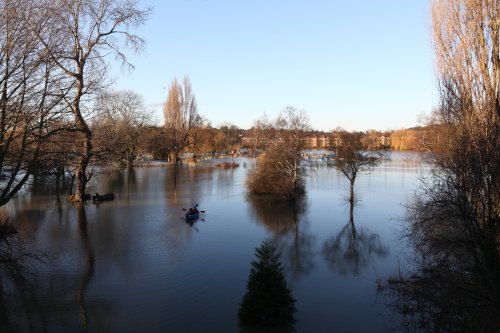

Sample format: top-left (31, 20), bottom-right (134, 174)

top-left (304, 133), bottom-right (331, 149)
top-left (305, 135), bottom-right (317, 148)
top-left (390, 127), bottom-right (430, 151)
top-left (318, 135), bottom-right (330, 148)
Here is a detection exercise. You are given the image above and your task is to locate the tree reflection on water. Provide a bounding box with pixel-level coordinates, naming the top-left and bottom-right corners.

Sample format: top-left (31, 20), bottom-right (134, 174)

top-left (0, 205), bottom-right (97, 333)
top-left (76, 205), bottom-right (95, 332)
top-left (322, 205), bottom-right (388, 276)
top-left (0, 220), bottom-right (44, 332)
top-left (380, 194), bottom-right (500, 332)
top-left (247, 194), bottom-right (315, 280)
top-left (0, 236), bottom-right (28, 332)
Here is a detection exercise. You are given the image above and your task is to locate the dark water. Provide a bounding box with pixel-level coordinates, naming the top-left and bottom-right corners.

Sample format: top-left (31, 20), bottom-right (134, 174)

top-left (2, 152), bottom-right (427, 332)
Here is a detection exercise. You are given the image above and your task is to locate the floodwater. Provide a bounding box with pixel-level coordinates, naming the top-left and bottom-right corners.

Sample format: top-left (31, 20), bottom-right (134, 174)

top-left (1, 152), bottom-right (427, 332)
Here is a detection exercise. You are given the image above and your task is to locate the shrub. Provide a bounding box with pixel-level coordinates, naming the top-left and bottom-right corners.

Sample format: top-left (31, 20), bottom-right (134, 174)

top-left (246, 142), bottom-right (305, 199)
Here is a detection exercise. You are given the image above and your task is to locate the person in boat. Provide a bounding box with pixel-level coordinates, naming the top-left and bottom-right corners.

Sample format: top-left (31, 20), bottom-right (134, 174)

top-left (188, 204), bottom-right (199, 215)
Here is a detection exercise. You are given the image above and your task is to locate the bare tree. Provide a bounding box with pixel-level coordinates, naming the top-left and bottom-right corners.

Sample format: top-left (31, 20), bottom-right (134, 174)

top-left (381, 1), bottom-right (500, 330)
top-left (332, 131), bottom-right (383, 206)
top-left (217, 122), bottom-right (242, 153)
top-left (275, 106), bottom-right (311, 191)
top-left (93, 90), bottom-right (151, 168)
top-left (141, 125), bottom-right (171, 160)
top-left (0, 0), bottom-right (68, 206)
top-left (248, 114), bottom-right (272, 157)
top-left (431, 0), bottom-right (499, 231)
top-left (37, 125), bottom-right (80, 193)
top-left (29, 0), bottom-right (150, 201)
top-left (163, 75), bottom-right (204, 164)
top-left (195, 125), bottom-right (218, 155)
top-left (247, 107), bottom-right (310, 199)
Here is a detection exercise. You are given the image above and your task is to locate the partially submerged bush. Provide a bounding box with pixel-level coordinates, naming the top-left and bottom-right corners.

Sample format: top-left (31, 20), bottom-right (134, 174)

top-left (246, 142), bottom-right (305, 199)
top-left (246, 106), bottom-right (310, 199)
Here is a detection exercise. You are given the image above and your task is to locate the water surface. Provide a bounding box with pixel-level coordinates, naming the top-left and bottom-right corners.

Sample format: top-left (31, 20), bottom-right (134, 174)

top-left (2, 152), bottom-right (426, 332)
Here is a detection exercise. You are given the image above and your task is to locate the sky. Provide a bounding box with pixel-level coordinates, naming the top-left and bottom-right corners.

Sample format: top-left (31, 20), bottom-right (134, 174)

top-left (113, 0), bottom-right (437, 131)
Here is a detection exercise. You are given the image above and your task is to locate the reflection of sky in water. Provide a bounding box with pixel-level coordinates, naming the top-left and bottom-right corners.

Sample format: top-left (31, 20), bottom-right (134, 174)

top-left (2, 152), bottom-right (424, 332)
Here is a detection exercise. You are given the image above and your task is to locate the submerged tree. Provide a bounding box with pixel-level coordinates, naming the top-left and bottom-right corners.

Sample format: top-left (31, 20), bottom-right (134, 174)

top-left (246, 107), bottom-right (310, 199)
top-left (247, 115), bottom-right (272, 157)
top-left (216, 122), bottom-right (242, 153)
top-left (141, 126), bottom-right (171, 160)
top-left (239, 240), bottom-right (296, 328)
top-left (163, 75), bottom-right (204, 164)
top-left (332, 131), bottom-right (383, 205)
top-left (31, 0), bottom-right (150, 201)
top-left (0, 0), bottom-right (67, 206)
top-left (93, 90), bottom-right (151, 168)
top-left (381, 0), bottom-right (500, 330)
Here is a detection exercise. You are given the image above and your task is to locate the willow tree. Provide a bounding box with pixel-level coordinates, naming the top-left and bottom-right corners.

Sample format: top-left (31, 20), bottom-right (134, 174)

top-left (30, 0), bottom-right (150, 201)
top-left (163, 75), bottom-right (204, 164)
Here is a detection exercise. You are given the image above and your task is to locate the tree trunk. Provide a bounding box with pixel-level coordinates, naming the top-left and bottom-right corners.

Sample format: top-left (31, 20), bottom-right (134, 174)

top-left (126, 150), bottom-right (134, 169)
top-left (71, 129), bottom-right (92, 202)
top-left (55, 172), bottom-right (61, 194)
top-left (168, 151), bottom-right (176, 164)
top-left (171, 150), bottom-right (181, 166)
top-left (349, 179), bottom-right (355, 205)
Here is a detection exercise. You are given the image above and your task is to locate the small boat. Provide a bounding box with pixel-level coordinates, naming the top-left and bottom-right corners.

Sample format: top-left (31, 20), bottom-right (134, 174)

top-left (92, 192), bottom-right (115, 202)
top-left (184, 204), bottom-right (200, 220)
top-left (185, 210), bottom-right (200, 220)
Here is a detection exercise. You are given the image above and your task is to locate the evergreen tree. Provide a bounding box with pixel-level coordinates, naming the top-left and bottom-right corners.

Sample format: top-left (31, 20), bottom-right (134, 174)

top-left (239, 240), bottom-right (296, 327)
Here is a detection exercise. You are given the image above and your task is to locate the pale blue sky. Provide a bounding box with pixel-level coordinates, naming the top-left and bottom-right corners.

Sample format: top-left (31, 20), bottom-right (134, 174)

top-left (113, 0), bottom-right (436, 131)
